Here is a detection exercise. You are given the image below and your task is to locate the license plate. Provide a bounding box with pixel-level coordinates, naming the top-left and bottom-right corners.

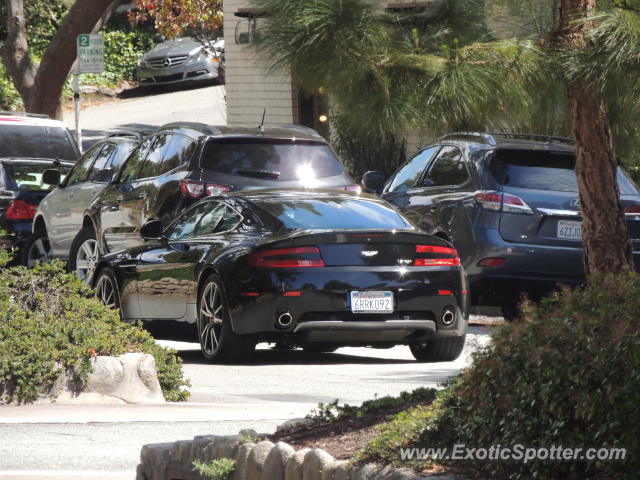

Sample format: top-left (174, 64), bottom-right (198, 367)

top-left (350, 291), bottom-right (394, 314)
top-left (557, 220), bottom-right (582, 240)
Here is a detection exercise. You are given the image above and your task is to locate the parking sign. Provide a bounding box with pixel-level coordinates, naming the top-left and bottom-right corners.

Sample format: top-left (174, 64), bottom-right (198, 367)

top-left (77, 34), bottom-right (104, 74)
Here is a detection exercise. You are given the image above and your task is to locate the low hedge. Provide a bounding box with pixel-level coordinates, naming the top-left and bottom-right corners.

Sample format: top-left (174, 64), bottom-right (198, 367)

top-left (0, 257), bottom-right (189, 403)
top-left (358, 272), bottom-right (640, 479)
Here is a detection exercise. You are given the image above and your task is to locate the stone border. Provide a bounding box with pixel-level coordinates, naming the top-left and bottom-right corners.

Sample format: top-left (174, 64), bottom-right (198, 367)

top-left (137, 429), bottom-right (466, 480)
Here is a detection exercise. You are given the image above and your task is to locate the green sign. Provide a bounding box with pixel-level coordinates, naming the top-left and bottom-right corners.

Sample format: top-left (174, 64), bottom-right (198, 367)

top-left (77, 34), bottom-right (104, 74)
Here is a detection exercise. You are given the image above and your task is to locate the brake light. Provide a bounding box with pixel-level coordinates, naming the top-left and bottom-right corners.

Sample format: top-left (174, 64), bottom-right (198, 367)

top-left (249, 247), bottom-right (325, 268)
top-left (180, 180), bottom-right (233, 198)
top-left (414, 245), bottom-right (460, 266)
top-left (438, 289), bottom-right (454, 296)
top-left (5, 200), bottom-right (37, 220)
top-left (625, 204), bottom-right (640, 215)
top-left (344, 184), bottom-right (362, 194)
top-left (477, 257), bottom-right (506, 268)
top-left (474, 191), bottom-right (533, 215)
top-left (180, 180), bottom-right (205, 198)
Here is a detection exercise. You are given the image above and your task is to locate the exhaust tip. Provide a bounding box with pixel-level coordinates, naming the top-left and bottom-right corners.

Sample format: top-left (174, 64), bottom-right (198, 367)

top-left (276, 311), bottom-right (293, 329)
top-left (441, 308), bottom-right (456, 326)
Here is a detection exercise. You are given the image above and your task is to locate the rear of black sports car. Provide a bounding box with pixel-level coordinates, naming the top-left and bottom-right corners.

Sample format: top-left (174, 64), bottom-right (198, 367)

top-left (226, 229), bottom-right (469, 351)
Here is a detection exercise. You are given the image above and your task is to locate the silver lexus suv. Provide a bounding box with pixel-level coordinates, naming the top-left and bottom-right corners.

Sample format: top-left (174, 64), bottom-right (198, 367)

top-left (137, 37), bottom-right (224, 87)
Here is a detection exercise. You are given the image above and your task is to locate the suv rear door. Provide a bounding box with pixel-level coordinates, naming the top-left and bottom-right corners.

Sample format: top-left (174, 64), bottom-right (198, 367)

top-left (490, 149), bottom-right (640, 250)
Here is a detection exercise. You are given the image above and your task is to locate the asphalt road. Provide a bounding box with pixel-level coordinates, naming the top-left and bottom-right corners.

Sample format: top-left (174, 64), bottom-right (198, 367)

top-left (61, 84), bottom-right (227, 151)
top-left (0, 326), bottom-right (494, 480)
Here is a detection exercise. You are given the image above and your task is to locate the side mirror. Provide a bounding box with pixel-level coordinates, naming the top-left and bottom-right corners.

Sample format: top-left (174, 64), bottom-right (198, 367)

top-left (42, 169), bottom-right (61, 186)
top-left (140, 219), bottom-right (164, 241)
top-left (91, 168), bottom-right (114, 183)
top-left (361, 171), bottom-right (386, 195)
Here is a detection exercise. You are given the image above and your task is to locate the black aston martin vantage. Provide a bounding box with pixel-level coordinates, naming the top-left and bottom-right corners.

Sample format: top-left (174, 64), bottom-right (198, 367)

top-left (92, 190), bottom-right (469, 363)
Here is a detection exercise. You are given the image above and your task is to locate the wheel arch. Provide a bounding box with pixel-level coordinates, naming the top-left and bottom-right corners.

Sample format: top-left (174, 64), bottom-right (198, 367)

top-left (32, 215), bottom-right (47, 234)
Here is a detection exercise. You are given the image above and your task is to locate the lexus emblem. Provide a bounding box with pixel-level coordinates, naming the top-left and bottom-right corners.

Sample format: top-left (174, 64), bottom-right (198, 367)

top-left (162, 58), bottom-right (172, 67)
top-left (361, 250), bottom-right (379, 257)
top-left (570, 199), bottom-right (580, 208)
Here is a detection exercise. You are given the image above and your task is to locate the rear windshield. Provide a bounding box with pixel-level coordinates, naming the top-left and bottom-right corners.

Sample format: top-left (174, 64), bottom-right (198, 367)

top-left (489, 150), bottom-right (639, 195)
top-left (256, 198), bottom-right (413, 230)
top-left (200, 138), bottom-right (344, 181)
top-left (0, 125), bottom-right (78, 161)
top-left (3, 163), bottom-right (69, 191)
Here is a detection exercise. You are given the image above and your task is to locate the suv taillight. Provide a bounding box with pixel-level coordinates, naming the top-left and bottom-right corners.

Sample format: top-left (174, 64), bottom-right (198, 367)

top-left (475, 191), bottom-right (533, 215)
top-left (249, 247), bottom-right (325, 268)
top-left (625, 204), bottom-right (640, 216)
top-left (180, 180), bottom-right (232, 198)
top-left (414, 245), bottom-right (460, 266)
top-left (343, 184), bottom-right (362, 194)
top-left (5, 200), bottom-right (37, 220)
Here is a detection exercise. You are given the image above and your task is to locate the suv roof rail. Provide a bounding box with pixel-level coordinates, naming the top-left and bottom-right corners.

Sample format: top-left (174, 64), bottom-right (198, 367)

top-left (0, 110), bottom-right (50, 119)
top-left (162, 122), bottom-right (223, 135)
top-left (438, 131), bottom-right (575, 146)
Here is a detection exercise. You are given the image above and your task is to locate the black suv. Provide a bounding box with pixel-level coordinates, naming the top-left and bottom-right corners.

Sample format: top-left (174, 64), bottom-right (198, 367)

top-left (363, 132), bottom-right (640, 318)
top-left (71, 123), bottom-right (357, 282)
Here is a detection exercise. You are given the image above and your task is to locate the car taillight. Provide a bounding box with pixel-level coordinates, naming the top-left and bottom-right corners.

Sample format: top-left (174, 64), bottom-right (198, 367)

top-left (5, 200), bottom-right (37, 220)
top-left (625, 204), bottom-right (640, 216)
top-left (249, 246), bottom-right (325, 268)
top-left (344, 184), bottom-right (362, 194)
top-left (414, 245), bottom-right (460, 266)
top-left (180, 180), bottom-right (232, 198)
top-left (475, 191), bottom-right (533, 215)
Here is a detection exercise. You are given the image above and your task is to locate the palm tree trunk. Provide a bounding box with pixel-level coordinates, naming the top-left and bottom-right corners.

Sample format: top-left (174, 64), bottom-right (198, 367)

top-left (560, 0), bottom-right (633, 274)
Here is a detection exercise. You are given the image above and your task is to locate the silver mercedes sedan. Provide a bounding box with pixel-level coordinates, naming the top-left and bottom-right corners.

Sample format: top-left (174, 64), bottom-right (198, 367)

top-left (136, 37), bottom-right (224, 87)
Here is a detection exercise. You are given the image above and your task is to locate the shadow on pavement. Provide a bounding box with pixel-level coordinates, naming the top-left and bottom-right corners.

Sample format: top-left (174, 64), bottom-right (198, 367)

top-left (119, 80), bottom-right (222, 99)
top-left (176, 347), bottom-right (417, 366)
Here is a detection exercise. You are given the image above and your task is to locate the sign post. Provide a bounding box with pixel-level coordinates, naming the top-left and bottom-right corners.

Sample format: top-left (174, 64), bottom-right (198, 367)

top-left (75, 34), bottom-right (105, 151)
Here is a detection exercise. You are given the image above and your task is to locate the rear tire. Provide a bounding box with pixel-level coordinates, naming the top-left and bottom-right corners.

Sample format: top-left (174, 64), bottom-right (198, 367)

top-left (197, 274), bottom-right (254, 363)
top-left (500, 300), bottom-right (521, 321)
top-left (69, 227), bottom-right (99, 284)
top-left (21, 230), bottom-right (52, 267)
top-left (410, 335), bottom-right (466, 362)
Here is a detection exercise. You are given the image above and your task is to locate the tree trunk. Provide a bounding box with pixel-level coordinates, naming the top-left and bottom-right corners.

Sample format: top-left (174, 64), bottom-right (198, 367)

top-left (2, 0), bottom-right (125, 119)
top-left (560, 0), bottom-right (633, 274)
top-left (0, 0), bottom-right (37, 103)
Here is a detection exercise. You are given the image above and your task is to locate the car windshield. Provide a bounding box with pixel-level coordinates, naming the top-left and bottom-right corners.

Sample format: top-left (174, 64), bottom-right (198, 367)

top-left (200, 138), bottom-right (345, 181)
top-left (489, 150), bottom-right (639, 194)
top-left (3, 163), bottom-right (69, 191)
top-left (255, 197), bottom-right (414, 230)
top-left (0, 125), bottom-right (77, 160)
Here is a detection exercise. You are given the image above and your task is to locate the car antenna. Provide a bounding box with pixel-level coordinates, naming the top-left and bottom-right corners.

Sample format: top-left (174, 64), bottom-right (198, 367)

top-left (258, 109), bottom-right (266, 133)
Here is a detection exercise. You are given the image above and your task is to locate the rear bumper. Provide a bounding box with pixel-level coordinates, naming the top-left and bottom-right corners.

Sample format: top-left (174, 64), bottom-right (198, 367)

top-left (227, 266), bottom-right (469, 345)
top-left (466, 227), bottom-right (640, 305)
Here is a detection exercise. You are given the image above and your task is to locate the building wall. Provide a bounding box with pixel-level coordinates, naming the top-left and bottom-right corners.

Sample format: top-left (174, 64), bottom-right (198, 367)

top-left (223, 0), bottom-right (296, 126)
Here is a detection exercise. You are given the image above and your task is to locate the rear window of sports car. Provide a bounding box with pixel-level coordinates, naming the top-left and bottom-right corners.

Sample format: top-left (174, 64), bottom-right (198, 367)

top-left (256, 198), bottom-right (413, 230)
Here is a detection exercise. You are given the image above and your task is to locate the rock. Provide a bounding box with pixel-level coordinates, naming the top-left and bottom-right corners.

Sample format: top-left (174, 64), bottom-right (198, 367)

top-left (232, 442), bottom-right (255, 480)
top-left (263, 442), bottom-right (295, 480)
top-left (352, 464), bottom-right (380, 480)
top-left (210, 435), bottom-right (242, 459)
top-left (285, 448), bottom-right (310, 480)
top-left (303, 449), bottom-right (334, 480)
top-left (85, 356), bottom-right (124, 394)
top-left (52, 391), bottom-right (126, 405)
top-left (277, 417), bottom-right (314, 432)
top-left (384, 468), bottom-right (418, 480)
top-left (140, 442), bottom-right (172, 480)
top-left (322, 460), bottom-right (348, 480)
top-left (373, 465), bottom-right (394, 479)
top-left (247, 440), bottom-right (275, 479)
top-left (332, 461), bottom-right (352, 480)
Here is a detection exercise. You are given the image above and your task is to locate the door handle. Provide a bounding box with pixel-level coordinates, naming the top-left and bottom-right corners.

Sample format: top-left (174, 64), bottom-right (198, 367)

top-left (138, 192), bottom-right (148, 199)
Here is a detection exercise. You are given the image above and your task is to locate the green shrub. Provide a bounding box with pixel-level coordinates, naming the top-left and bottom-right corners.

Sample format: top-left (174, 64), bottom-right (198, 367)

top-left (0, 63), bottom-right (23, 111)
top-left (357, 273), bottom-right (639, 478)
top-left (0, 260), bottom-right (189, 403)
top-left (193, 458), bottom-right (235, 480)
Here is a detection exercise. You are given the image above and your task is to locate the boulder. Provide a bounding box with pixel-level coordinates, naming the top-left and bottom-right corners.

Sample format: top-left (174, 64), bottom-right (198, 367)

top-left (232, 442), bottom-right (255, 480)
top-left (263, 442), bottom-right (295, 480)
top-left (246, 440), bottom-right (275, 479)
top-left (285, 448), bottom-right (311, 480)
top-left (303, 449), bottom-right (335, 480)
